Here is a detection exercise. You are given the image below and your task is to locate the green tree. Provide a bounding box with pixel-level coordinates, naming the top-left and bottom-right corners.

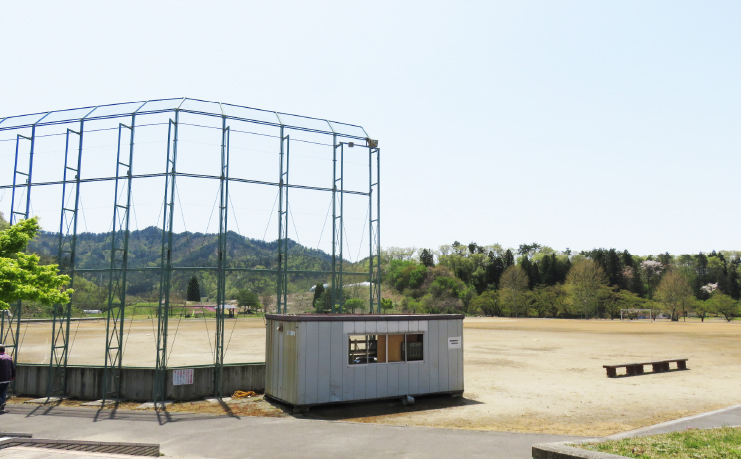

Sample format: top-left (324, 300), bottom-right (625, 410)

top-left (387, 260), bottom-right (427, 292)
top-left (345, 298), bottom-right (365, 314)
top-left (470, 289), bottom-right (505, 316)
top-left (0, 217), bottom-right (72, 310)
top-left (531, 284), bottom-right (568, 318)
top-left (709, 292), bottom-right (738, 322)
top-left (312, 283), bottom-right (325, 308)
top-left (654, 270), bottom-right (693, 321)
top-left (235, 289), bottom-right (261, 311)
top-left (640, 259), bottom-right (664, 299)
top-left (566, 259), bottom-right (607, 319)
top-left (419, 248), bottom-right (435, 268)
top-left (503, 249), bottom-right (515, 268)
top-left (380, 297), bottom-right (394, 312)
top-left (0, 212), bottom-right (9, 231)
top-left (314, 291), bottom-right (332, 313)
top-left (599, 287), bottom-right (646, 320)
top-left (186, 276), bottom-right (201, 302)
top-left (693, 300), bottom-right (712, 322)
top-left (499, 265), bottom-right (529, 317)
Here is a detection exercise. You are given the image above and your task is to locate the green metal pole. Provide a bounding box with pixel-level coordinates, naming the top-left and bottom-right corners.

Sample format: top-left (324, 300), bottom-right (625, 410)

top-left (282, 135), bottom-right (290, 313)
top-left (8, 125), bottom-right (36, 392)
top-left (46, 122), bottom-right (83, 398)
top-left (214, 117), bottom-right (229, 397)
top-left (338, 143), bottom-right (344, 314)
top-left (155, 112), bottom-right (179, 406)
top-left (331, 135), bottom-right (337, 314)
top-left (102, 114), bottom-right (135, 402)
top-left (375, 148), bottom-right (381, 312)
top-left (276, 127), bottom-right (290, 315)
top-left (368, 146), bottom-right (373, 314)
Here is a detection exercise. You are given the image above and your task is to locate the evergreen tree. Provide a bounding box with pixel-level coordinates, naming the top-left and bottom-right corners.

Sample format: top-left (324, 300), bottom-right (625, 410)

top-left (729, 261), bottom-right (741, 300)
top-left (186, 276), bottom-right (201, 302)
top-left (561, 257), bottom-right (572, 284)
top-left (419, 248), bottom-right (435, 268)
top-left (485, 252), bottom-right (505, 288)
top-left (539, 255), bottom-right (554, 285)
top-left (312, 283), bottom-right (325, 307)
top-left (520, 257), bottom-right (534, 289)
top-left (503, 249), bottom-right (515, 268)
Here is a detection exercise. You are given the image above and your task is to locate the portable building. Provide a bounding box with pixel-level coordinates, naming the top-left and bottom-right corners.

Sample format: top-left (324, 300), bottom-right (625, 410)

top-left (264, 314), bottom-right (464, 409)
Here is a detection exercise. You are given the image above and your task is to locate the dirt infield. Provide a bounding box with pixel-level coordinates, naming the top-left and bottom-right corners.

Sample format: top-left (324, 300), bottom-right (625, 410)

top-left (352, 317), bottom-right (741, 436)
top-left (14, 317), bottom-right (267, 367)
top-left (12, 316), bottom-right (741, 436)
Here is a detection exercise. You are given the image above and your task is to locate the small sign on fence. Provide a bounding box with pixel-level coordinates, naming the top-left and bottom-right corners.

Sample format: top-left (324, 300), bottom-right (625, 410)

top-left (448, 337), bottom-right (462, 349)
top-left (173, 369), bottom-right (194, 386)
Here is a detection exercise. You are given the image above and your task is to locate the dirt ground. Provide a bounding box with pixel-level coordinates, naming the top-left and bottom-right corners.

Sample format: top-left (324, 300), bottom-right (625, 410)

top-left (14, 317), bottom-right (267, 367)
top-left (12, 316), bottom-right (741, 436)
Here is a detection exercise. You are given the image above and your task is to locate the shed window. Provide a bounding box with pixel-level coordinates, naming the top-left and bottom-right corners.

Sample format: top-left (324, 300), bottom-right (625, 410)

top-left (349, 333), bottom-right (423, 365)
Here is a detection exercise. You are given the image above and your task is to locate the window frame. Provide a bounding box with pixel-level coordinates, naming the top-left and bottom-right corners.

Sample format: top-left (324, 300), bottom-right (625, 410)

top-left (347, 332), bottom-right (425, 367)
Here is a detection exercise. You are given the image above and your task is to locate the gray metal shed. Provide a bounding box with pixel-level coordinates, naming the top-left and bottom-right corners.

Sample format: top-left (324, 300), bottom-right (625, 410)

top-left (264, 314), bottom-right (464, 409)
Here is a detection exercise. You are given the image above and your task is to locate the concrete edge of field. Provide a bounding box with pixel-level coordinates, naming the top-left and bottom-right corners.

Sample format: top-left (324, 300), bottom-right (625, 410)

top-left (531, 439), bottom-right (626, 459)
top-left (533, 403), bottom-right (741, 458)
top-left (605, 403), bottom-right (741, 440)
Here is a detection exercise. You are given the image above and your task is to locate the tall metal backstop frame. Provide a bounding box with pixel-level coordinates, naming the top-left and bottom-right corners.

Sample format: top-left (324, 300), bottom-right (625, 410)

top-left (0, 98), bottom-right (381, 403)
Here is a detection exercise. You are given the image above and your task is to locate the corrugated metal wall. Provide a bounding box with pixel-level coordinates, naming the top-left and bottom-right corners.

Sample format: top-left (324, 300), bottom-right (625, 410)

top-left (266, 318), bottom-right (463, 406)
top-left (265, 319), bottom-right (299, 403)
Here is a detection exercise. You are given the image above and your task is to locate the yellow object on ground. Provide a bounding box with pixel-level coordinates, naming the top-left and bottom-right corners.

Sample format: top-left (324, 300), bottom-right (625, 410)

top-left (232, 390), bottom-right (256, 399)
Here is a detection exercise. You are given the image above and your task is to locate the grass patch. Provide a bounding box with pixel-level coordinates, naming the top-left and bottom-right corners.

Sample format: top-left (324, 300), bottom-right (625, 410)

top-left (577, 427), bottom-right (741, 458)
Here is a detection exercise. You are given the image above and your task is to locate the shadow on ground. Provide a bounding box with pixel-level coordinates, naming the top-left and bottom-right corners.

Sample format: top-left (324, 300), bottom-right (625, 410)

top-left (267, 393), bottom-right (483, 421)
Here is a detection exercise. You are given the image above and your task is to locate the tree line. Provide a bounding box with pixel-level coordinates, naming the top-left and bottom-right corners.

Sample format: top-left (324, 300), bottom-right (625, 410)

top-left (382, 242), bottom-right (741, 321)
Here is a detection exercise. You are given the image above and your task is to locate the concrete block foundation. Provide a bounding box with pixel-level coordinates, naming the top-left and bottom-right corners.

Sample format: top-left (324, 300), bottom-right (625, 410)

top-left (14, 363), bottom-right (266, 402)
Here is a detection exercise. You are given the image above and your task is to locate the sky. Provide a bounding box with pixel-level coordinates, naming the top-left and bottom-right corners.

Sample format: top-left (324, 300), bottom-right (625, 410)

top-left (1, 1), bottom-right (740, 256)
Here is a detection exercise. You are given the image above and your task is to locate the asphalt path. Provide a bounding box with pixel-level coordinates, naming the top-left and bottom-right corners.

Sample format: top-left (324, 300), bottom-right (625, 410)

top-left (6, 403), bottom-right (741, 458)
top-left (1, 405), bottom-right (584, 459)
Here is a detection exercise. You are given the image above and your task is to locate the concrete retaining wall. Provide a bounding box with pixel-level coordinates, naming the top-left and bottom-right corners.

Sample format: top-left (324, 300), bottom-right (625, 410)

top-left (14, 363), bottom-right (266, 402)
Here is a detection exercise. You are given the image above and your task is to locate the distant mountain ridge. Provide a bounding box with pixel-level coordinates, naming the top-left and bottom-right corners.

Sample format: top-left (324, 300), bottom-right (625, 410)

top-left (28, 226), bottom-right (332, 272)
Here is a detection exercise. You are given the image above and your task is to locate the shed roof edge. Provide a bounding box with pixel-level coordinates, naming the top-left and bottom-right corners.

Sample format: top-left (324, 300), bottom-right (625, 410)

top-left (265, 314), bottom-right (465, 322)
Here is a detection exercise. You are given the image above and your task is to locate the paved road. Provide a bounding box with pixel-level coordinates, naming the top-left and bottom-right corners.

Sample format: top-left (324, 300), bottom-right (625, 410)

top-left (2, 405), bottom-right (584, 459)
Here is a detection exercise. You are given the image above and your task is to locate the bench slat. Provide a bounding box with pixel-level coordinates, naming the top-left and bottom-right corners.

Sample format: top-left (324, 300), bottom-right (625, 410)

top-left (603, 358), bottom-right (687, 369)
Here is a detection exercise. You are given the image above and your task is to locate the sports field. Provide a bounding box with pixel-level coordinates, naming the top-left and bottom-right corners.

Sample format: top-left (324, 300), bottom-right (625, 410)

top-left (14, 316), bottom-right (267, 367)
top-left (13, 316), bottom-right (741, 436)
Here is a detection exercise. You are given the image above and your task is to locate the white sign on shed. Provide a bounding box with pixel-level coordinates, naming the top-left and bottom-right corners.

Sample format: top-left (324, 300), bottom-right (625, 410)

top-left (448, 336), bottom-right (461, 349)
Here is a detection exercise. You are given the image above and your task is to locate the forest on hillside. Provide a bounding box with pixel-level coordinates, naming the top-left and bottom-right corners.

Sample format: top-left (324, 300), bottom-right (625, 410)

top-left (381, 242), bottom-right (741, 321)
top-left (3, 211), bottom-right (740, 319)
top-left (22, 225), bottom-right (342, 313)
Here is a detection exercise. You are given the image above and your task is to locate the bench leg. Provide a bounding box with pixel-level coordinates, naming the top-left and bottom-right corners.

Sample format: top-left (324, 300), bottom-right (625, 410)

top-left (636, 365), bottom-right (644, 375)
top-left (652, 363), bottom-right (662, 372)
top-left (663, 362), bottom-right (670, 372)
top-left (626, 365), bottom-right (637, 375)
top-left (606, 368), bottom-right (617, 377)
top-left (677, 361), bottom-right (686, 370)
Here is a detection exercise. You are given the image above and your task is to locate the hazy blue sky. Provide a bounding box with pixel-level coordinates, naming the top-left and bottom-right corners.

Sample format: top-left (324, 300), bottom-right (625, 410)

top-left (1, 1), bottom-right (739, 255)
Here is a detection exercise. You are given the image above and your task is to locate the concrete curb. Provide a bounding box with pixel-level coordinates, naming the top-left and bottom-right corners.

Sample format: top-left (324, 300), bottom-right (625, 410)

top-left (533, 403), bottom-right (741, 458)
top-left (532, 439), bottom-right (627, 459)
top-left (606, 403), bottom-right (741, 440)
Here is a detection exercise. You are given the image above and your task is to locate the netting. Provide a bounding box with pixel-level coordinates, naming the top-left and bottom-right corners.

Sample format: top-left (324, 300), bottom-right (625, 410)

top-left (0, 98), bottom-right (380, 370)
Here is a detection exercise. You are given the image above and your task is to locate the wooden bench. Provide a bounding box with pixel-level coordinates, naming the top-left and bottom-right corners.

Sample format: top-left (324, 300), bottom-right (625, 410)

top-left (603, 358), bottom-right (688, 377)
